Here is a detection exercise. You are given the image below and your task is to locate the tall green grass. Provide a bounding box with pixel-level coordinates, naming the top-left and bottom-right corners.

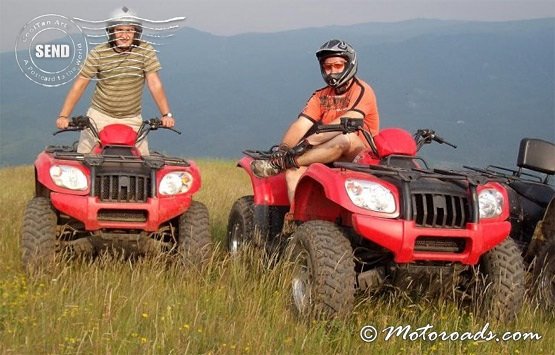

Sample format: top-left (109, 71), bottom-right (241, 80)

top-left (0, 162), bottom-right (552, 354)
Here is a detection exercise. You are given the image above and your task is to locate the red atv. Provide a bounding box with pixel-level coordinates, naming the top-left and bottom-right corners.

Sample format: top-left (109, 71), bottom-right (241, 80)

top-left (465, 138), bottom-right (555, 309)
top-left (21, 116), bottom-right (211, 271)
top-left (227, 118), bottom-right (525, 321)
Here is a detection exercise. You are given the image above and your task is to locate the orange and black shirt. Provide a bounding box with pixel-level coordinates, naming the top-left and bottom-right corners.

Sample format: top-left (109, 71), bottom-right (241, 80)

top-left (300, 77), bottom-right (380, 136)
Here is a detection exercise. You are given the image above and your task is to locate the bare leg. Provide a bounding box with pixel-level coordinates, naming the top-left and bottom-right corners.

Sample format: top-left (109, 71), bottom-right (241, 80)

top-left (285, 133), bottom-right (366, 203)
top-left (297, 132), bottom-right (364, 165)
top-left (285, 166), bottom-right (307, 202)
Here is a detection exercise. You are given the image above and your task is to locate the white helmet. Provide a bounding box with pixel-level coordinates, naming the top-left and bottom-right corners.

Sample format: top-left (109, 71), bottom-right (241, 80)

top-left (105, 6), bottom-right (143, 47)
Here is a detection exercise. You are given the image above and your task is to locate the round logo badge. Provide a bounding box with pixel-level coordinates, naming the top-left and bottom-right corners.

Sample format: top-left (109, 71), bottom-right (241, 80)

top-left (15, 14), bottom-right (88, 87)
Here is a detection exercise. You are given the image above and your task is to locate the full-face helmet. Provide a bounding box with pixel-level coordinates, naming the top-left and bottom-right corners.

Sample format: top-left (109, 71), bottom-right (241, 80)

top-left (315, 39), bottom-right (357, 90)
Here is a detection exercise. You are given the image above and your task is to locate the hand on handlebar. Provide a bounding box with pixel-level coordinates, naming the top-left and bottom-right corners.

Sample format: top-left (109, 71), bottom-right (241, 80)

top-left (56, 116), bottom-right (70, 129)
top-left (161, 116), bottom-right (175, 128)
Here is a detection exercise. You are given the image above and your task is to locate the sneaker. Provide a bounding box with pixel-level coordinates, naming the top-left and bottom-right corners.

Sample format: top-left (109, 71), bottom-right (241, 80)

top-left (251, 159), bottom-right (282, 178)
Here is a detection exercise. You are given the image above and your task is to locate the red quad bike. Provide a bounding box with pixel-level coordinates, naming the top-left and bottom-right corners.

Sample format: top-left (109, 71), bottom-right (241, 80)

top-left (21, 116), bottom-right (211, 271)
top-left (227, 118), bottom-right (525, 321)
top-left (465, 138), bottom-right (555, 310)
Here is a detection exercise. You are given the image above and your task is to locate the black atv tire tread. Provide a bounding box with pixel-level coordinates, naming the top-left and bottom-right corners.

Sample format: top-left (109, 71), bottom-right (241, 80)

top-left (533, 236), bottom-right (555, 309)
top-left (478, 237), bottom-right (525, 322)
top-left (290, 220), bottom-right (355, 318)
top-left (21, 197), bottom-right (58, 271)
top-left (178, 201), bottom-right (212, 264)
top-left (225, 196), bottom-right (254, 251)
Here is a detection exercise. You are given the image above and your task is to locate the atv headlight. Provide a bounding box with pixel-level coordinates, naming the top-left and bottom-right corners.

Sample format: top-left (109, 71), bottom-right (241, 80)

top-left (159, 172), bottom-right (193, 195)
top-left (49, 165), bottom-right (88, 190)
top-left (345, 179), bottom-right (396, 213)
top-left (478, 189), bottom-right (504, 219)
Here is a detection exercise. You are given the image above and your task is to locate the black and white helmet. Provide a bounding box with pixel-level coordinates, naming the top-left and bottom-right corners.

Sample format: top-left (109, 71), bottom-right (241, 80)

top-left (105, 6), bottom-right (143, 48)
top-left (316, 39), bottom-right (357, 89)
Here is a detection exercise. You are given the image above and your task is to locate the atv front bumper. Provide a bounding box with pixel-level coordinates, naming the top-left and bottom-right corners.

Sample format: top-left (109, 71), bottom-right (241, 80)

top-left (50, 192), bottom-right (192, 231)
top-left (351, 215), bottom-right (511, 265)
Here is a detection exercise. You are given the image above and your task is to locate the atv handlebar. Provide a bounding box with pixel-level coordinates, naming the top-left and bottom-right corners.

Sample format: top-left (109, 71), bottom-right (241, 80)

top-left (244, 119), bottom-right (457, 160)
top-left (314, 117), bottom-right (365, 134)
top-left (136, 118), bottom-right (181, 143)
top-left (312, 118), bottom-right (379, 155)
top-left (53, 115), bottom-right (94, 136)
top-left (414, 129), bottom-right (457, 150)
top-left (53, 116), bottom-right (181, 140)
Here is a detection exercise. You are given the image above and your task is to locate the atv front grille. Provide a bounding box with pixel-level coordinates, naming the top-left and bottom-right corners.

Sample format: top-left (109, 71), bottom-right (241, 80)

top-left (414, 236), bottom-right (467, 253)
top-left (411, 193), bottom-right (469, 228)
top-left (98, 209), bottom-right (148, 222)
top-left (94, 174), bottom-right (151, 203)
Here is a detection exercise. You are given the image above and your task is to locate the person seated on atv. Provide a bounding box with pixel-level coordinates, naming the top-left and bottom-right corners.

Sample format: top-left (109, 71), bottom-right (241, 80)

top-left (55, 6), bottom-right (175, 155)
top-left (251, 39), bottom-right (380, 201)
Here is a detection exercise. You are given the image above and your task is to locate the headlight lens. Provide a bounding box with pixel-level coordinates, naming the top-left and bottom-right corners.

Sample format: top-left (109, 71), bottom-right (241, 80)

top-left (49, 165), bottom-right (88, 190)
top-left (478, 189), bottom-right (504, 219)
top-left (159, 172), bottom-right (193, 195)
top-left (345, 179), bottom-right (396, 213)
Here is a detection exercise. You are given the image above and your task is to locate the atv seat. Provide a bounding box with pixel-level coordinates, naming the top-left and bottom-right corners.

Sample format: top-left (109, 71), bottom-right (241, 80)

top-left (517, 138), bottom-right (555, 175)
top-left (510, 180), bottom-right (555, 208)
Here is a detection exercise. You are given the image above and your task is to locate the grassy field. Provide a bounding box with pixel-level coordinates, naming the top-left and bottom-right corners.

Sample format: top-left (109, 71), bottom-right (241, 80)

top-left (0, 161), bottom-right (553, 354)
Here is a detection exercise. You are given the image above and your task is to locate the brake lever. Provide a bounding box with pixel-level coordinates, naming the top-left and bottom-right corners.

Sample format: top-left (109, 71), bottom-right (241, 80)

top-left (53, 128), bottom-right (81, 136)
top-left (165, 127), bottom-right (182, 135)
top-left (434, 135), bottom-right (457, 148)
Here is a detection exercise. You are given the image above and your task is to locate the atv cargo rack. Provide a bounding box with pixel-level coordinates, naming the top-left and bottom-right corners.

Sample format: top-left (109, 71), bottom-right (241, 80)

top-left (45, 146), bottom-right (189, 168)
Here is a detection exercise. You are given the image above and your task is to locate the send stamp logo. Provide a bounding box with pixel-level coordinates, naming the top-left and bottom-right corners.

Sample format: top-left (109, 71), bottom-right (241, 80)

top-left (15, 14), bottom-right (88, 87)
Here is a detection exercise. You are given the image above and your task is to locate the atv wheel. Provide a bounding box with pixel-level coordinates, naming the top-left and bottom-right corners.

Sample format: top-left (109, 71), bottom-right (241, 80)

top-left (225, 196), bottom-right (254, 254)
top-left (177, 201), bottom-right (212, 264)
top-left (472, 237), bottom-right (525, 322)
top-left (21, 197), bottom-right (58, 272)
top-left (288, 221), bottom-right (355, 319)
top-left (533, 237), bottom-right (555, 309)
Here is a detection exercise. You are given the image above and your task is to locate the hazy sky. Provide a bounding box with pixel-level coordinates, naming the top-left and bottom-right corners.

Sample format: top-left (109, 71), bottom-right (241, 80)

top-left (1, 0), bottom-right (554, 51)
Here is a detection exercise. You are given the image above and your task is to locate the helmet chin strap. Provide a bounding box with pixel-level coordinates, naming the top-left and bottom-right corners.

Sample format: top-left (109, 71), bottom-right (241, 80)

top-left (334, 83), bottom-right (349, 95)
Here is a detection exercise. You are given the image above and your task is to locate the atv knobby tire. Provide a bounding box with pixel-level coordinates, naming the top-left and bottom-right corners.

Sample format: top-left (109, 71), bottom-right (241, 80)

top-left (288, 220), bottom-right (355, 319)
top-left (473, 237), bottom-right (525, 322)
top-left (225, 196), bottom-right (255, 254)
top-left (533, 236), bottom-right (555, 310)
top-left (21, 197), bottom-right (58, 272)
top-left (178, 201), bottom-right (212, 264)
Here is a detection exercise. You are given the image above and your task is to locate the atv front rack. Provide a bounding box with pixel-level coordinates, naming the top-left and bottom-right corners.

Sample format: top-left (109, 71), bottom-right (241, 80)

top-left (463, 165), bottom-right (544, 183)
top-left (334, 162), bottom-right (497, 185)
top-left (47, 149), bottom-right (189, 168)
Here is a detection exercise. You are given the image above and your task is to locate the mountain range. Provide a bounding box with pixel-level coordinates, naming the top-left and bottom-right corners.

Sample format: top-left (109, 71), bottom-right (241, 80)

top-left (1, 18), bottom-right (554, 168)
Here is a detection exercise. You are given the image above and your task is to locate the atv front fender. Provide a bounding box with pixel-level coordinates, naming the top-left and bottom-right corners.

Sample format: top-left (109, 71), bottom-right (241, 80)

top-left (237, 156), bottom-right (289, 206)
top-left (292, 163), bottom-right (400, 223)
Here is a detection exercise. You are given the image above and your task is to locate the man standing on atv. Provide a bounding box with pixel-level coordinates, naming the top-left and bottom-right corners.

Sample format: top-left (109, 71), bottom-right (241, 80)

top-left (55, 6), bottom-right (175, 155)
top-left (252, 39), bottom-right (380, 201)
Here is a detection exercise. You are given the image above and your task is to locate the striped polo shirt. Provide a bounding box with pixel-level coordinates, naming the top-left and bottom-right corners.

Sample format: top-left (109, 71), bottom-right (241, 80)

top-left (80, 41), bottom-right (161, 118)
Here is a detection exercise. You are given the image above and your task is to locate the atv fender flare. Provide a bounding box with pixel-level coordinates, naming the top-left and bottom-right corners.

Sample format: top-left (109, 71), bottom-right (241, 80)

top-left (237, 156), bottom-right (289, 206)
top-left (292, 163), bottom-right (399, 223)
top-left (35, 152), bottom-right (89, 196)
